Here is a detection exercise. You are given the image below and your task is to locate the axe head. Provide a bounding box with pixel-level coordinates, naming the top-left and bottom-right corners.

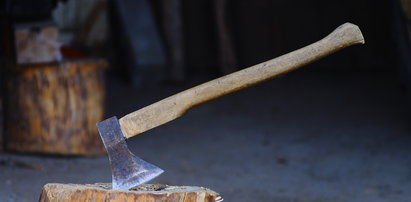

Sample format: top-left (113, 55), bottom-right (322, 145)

top-left (96, 116), bottom-right (164, 190)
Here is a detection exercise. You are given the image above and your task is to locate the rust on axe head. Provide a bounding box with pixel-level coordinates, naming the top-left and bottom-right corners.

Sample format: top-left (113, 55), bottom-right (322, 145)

top-left (96, 117), bottom-right (164, 190)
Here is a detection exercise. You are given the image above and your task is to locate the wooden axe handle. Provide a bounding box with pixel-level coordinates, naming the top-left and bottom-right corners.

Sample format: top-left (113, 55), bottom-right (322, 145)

top-left (120, 22), bottom-right (364, 139)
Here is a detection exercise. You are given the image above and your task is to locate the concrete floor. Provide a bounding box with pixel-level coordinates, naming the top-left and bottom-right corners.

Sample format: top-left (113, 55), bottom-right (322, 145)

top-left (1, 70), bottom-right (411, 201)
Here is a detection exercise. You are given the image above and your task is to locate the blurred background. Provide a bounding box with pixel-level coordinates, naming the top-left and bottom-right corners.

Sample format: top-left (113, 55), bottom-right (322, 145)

top-left (0, 0), bottom-right (411, 201)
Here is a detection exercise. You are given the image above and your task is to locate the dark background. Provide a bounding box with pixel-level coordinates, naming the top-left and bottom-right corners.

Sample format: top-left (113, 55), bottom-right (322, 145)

top-left (0, 0), bottom-right (403, 82)
top-left (1, 0), bottom-right (411, 201)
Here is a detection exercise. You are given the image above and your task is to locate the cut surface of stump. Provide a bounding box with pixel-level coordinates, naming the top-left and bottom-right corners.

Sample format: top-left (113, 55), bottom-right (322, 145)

top-left (39, 183), bottom-right (223, 202)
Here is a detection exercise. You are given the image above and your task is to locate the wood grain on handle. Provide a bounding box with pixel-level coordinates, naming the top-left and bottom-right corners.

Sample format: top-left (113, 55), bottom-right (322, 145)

top-left (120, 22), bottom-right (365, 139)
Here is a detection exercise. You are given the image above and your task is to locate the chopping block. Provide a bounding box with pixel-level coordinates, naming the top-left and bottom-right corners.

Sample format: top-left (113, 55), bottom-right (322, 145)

top-left (4, 59), bottom-right (107, 156)
top-left (39, 183), bottom-right (222, 202)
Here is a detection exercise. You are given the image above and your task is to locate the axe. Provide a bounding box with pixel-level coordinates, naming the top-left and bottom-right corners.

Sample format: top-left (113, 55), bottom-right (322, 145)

top-left (97, 23), bottom-right (364, 190)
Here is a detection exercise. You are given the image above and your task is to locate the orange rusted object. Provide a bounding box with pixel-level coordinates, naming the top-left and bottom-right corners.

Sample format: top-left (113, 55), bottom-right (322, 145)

top-left (5, 59), bottom-right (107, 156)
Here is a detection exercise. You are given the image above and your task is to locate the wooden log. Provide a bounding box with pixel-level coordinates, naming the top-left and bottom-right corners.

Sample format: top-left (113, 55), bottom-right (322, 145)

top-left (14, 22), bottom-right (61, 65)
top-left (4, 59), bottom-right (107, 156)
top-left (39, 183), bottom-right (223, 202)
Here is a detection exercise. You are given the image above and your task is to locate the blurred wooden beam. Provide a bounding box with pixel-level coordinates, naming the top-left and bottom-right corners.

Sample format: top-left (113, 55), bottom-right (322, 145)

top-left (214, 0), bottom-right (237, 74)
top-left (162, 0), bottom-right (185, 82)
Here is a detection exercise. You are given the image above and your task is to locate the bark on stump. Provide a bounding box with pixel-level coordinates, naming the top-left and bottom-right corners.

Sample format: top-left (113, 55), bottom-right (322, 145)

top-left (4, 59), bottom-right (107, 156)
top-left (39, 183), bottom-right (222, 202)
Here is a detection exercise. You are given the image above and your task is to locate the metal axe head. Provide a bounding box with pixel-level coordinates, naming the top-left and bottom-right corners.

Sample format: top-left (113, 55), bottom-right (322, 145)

top-left (96, 117), bottom-right (164, 190)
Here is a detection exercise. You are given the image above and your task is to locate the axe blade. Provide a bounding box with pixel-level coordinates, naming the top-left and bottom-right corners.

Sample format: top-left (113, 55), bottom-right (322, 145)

top-left (96, 116), bottom-right (164, 190)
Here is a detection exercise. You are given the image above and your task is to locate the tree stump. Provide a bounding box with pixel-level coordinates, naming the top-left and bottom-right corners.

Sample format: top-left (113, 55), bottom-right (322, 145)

top-left (39, 183), bottom-right (223, 202)
top-left (4, 59), bottom-right (107, 156)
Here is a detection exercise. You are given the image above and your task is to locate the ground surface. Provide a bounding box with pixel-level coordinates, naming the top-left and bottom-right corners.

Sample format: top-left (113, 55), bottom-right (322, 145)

top-left (1, 70), bottom-right (411, 201)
